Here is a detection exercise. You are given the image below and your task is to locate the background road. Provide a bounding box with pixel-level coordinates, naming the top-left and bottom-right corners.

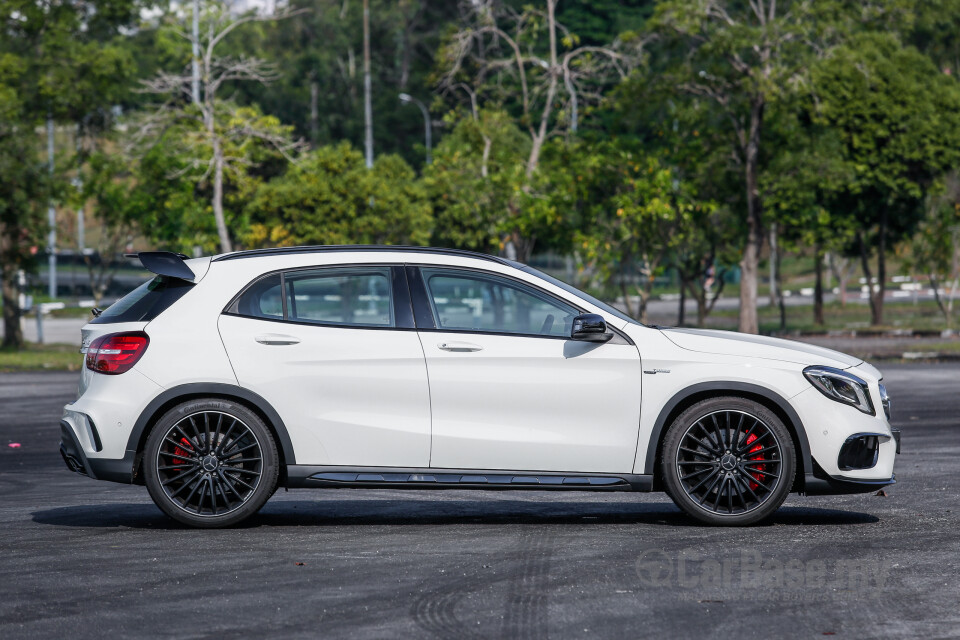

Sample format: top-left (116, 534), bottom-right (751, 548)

top-left (1, 365), bottom-right (958, 639)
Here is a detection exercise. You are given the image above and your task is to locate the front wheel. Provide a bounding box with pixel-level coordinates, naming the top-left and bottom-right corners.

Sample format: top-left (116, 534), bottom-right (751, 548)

top-left (144, 399), bottom-right (279, 528)
top-left (661, 397), bottom-right (795, 526)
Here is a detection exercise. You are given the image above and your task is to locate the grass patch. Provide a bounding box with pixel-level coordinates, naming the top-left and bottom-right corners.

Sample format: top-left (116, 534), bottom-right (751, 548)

top-left (0, 343), bottom-right (83, 372)
top-left (701, 299), bottom-right (953, 333)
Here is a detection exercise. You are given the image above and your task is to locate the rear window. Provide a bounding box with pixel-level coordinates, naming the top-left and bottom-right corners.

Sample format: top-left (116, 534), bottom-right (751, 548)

top-left (91, 276), bottom-right (194, 324)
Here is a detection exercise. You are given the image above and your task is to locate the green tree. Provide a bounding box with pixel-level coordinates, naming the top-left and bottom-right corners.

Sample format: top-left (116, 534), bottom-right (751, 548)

top-left (0, 134), bottom-right (50, 348)
top-left (812, 33), bottom-right (960, 325)
top-left (905, 175), bottom-right (960, 328)
top-left (761, 110), bottom-right (856, 327)
top-left (244, 143), bottom-right (432, 247)
top-left (649, 0), bottom-right (827, 334)
top-left (437, 0), bottom-right (647, 260)
top-left (73, 152), bottom-right (137, 305)
top-left (138, 0), bottom-right (305, 253)
top-left (422, 110), bottom-right (529, 254)
top-left (0, 0), bottom-right (138, 347)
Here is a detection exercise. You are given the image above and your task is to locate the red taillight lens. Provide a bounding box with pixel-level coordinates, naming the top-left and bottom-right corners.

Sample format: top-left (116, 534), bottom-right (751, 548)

top-left (85, 332), bottom-right (150, 375)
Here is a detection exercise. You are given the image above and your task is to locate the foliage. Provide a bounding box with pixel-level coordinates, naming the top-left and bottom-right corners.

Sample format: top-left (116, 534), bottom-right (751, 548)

top-left (422, 110), bottom-right (529, 253)
top-left (244, 143), bottom-right (432, 247)
top-left (904, 174), bottom-right (960, 326)
top-left (0, 0), bottom-right (139, 347)
top-left (811, 32), bottom-right (960, 324)
top-left (8, 0), bottom-right (960, 340)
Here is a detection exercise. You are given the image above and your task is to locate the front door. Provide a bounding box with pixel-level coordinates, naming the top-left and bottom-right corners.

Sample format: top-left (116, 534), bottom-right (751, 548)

top-left (218, 265), bottom-right (431, 467)
top-left (413, 266), bottom-right (643, 473)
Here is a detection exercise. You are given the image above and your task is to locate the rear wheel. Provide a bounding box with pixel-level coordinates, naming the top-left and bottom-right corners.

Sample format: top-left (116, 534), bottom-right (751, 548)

top-left (661, 396), bottom-right (795, 526)
top-left (144, 399), bottom-right (278, 528)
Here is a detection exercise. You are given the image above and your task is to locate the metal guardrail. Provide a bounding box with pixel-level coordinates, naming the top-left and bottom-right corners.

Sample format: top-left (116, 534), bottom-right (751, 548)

top-left (27, 299), bottom-right (104, 345)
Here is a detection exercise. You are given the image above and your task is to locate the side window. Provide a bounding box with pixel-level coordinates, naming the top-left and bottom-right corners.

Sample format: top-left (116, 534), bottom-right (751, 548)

top-left (232, 273), bottom-right (284, 320)
top-left (421, 268), bottom-right (577, 337)
top-left (285, 268), bottom-right (394, 327)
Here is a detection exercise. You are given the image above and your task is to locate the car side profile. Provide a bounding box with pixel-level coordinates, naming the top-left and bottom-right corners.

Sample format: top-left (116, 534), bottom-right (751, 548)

top-left (59, 246), bottom-right (900, 528)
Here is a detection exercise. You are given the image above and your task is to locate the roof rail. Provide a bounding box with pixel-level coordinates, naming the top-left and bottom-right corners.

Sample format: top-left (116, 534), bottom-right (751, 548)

top-left (211, 245), bottom-right (512, 265)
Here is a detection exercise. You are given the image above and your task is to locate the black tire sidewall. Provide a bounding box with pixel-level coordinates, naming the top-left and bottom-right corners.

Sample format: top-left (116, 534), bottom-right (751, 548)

top-left (661, 396), bottom-right (796, 526)
top-left (144, 398), bottom-right (279, 528)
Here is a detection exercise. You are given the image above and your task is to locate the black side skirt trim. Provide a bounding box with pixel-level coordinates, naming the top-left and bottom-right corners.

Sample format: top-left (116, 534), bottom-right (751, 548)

top-left (284, 465), bottom-right (654, 492)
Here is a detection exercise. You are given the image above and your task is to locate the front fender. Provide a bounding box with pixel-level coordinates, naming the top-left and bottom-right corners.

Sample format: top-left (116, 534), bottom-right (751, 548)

top-left (638, 381), bottom-right (813, 487)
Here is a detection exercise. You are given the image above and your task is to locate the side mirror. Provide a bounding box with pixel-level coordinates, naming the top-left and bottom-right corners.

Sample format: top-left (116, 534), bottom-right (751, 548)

top-left (571, 313), bottom-right (613, 342)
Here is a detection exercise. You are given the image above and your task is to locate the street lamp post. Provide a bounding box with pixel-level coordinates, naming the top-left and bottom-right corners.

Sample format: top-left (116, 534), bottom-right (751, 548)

top-left (399, 93), bottom-right (432, 165)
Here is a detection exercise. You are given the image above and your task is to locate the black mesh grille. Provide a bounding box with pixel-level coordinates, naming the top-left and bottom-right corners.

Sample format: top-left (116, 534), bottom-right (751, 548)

top-left (838, 435), bottom-right (880, 470)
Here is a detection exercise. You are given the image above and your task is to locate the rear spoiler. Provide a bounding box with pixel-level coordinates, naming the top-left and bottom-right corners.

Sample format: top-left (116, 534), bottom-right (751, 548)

top-left (126, 251), bottom-right (197, 282)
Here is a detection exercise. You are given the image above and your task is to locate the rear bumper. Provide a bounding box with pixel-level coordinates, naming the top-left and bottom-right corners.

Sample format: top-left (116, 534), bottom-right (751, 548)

top-left (59, 421), bottom-right (135, 484)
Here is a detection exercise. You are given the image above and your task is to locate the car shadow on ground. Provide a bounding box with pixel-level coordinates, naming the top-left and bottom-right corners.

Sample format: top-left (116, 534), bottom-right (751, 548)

top-left (31, 499), bottom-right (880, 529)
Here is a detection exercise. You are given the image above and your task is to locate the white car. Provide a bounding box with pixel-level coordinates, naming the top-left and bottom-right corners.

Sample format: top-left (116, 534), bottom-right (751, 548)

top-left (60, 246), bottom-right (900, 528)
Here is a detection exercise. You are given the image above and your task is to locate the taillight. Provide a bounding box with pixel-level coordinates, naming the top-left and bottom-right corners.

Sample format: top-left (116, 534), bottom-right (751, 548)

top-left (85, 332), bottom-right (150, 375)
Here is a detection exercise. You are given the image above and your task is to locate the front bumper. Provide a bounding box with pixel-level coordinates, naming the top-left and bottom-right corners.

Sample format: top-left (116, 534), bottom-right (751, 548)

top-left (801, 428), bottom-right (901, 495)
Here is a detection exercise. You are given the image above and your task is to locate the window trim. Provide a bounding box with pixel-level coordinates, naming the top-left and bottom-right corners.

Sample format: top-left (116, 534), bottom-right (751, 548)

top-left (222, 264), bottom-right (415, 331)
top-left (409, 265), bottom-right (585, 341)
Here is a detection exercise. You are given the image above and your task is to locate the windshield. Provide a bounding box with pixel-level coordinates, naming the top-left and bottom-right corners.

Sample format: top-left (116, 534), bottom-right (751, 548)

top-left (514, 263), bottom-right (644, 326)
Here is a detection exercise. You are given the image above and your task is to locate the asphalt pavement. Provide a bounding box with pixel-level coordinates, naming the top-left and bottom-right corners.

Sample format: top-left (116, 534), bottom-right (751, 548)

top-left (1, 365), bottom-right (958, 639)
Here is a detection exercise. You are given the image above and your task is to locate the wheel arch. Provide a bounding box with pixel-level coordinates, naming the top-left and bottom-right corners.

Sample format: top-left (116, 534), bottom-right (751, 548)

top-left (126, 383), bottom-right (296, 484)
top-left (643, 382), bottom-right (812, 492)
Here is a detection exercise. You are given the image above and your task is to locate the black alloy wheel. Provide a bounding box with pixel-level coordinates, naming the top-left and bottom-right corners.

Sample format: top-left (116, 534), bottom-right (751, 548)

top-left (145, 399), bottom-right (278, 528)
top-left (662, 397), bottom-right (795, 526)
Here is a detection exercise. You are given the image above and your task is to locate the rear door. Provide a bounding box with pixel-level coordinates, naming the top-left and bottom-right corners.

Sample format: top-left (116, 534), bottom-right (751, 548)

top-left (218, 265), bottom-right (432, 467)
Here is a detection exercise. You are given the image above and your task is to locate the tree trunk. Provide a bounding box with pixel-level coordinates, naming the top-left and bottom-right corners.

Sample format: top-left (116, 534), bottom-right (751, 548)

top-left (362, 0), bottom-right (373, 169)
top-left (873, 207), bottom-right (887, 326)
top-left (930, 274), bottom-right (949, 324)
top-left (309, 76), bottom-right (319, 150)
top-left (769, 222), bottom-right (778, 307)
top-left (524, 2), bottom-right (558, 179)
top-left (619, 272), bottom-right (636, 320)
top-left (857, 232), bottom-right (878, 324)
top-left (212, 138), bottom-right (232, 253)
top-left (677, 273), bottom-right (687, 326)
top-left (481, 136), bottom-right (491, 178)
top-left (1, 267), bottom-right (23, 349)
top-left (738, 99), bottom-right (764, 335)
top-left (813, 244), bottom-right (825, 326)
top-left (640, 275), bottom-right (655, 325)
top-left (691, 281), bottom-right (707, 327)
top-left (776, 239), bottom-right (786, 331)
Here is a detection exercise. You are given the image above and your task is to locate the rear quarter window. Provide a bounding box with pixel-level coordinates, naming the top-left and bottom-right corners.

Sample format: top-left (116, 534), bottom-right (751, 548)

top-left (91, 276), bottom-right (194, 324)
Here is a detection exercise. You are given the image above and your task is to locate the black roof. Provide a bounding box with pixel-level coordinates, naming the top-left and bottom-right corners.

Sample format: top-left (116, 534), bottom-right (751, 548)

top-left (212, 245), bottom-right (512, 265)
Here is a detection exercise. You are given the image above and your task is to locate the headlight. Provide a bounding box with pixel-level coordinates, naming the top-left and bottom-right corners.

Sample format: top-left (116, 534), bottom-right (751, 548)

top-left (878, 382), bottom-right (891, 420)
top-left (803, 366), bottom-right (875, 415)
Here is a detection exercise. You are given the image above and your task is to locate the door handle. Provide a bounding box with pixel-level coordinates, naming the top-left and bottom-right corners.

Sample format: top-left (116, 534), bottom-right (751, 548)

top-left (255, 334), bottom-right (301, 346)
top-left (438, 341), bottom-right (483, 352)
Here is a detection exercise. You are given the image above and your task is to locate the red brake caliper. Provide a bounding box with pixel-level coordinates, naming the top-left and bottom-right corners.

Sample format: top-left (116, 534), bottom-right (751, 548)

top-left (745, 433), bottom-right (765, 491)
top-left (173, 437), bottom-right (194, 468)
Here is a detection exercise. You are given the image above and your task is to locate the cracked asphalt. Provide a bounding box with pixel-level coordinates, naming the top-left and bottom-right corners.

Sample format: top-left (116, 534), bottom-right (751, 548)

top-left (1, 364), bottom-right (958, 639)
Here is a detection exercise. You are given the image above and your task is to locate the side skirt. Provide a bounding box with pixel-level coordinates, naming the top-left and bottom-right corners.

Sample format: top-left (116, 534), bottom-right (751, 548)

top-left (285, 465), bottom-right (654, 492)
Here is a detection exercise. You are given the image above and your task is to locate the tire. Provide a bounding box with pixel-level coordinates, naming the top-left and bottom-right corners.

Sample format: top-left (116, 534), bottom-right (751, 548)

top-left (661, 396), bottom-right (795, 526)
top-left (144, 398), bottom-right (279, 528)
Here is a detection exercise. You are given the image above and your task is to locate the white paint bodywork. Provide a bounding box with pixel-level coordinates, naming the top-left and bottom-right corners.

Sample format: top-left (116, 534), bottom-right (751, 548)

top-left (218, 314), bottom-right (432, 467)
top-left (422, 332), bottom-right (642, 472)
top-left (63, 249), bottom-right (897, 487)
